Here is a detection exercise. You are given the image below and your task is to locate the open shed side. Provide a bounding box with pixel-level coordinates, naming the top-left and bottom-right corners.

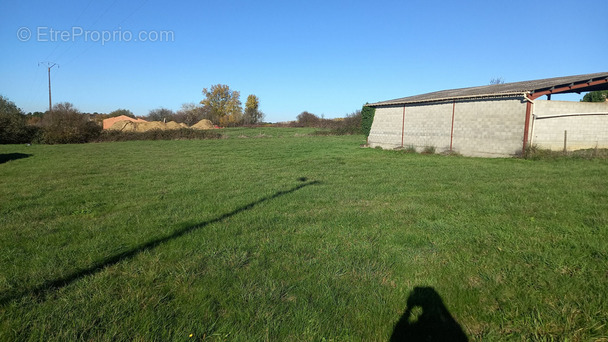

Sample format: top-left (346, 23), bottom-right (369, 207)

top-left (532, 100), bottom-right (608, 151)
top-left (367, 72), bottom-right (608, 157)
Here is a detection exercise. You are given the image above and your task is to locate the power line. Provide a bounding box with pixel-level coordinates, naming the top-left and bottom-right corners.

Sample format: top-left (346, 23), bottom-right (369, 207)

top-left (46, 0), bottom-right (120, 64)
top-left (61, 0), bottom-right (149, 66)
top-left (89, 0), bottom-right (121, 29)
top-left (117, 0), bottom-right (149, 27)
top-left (43, 0), bottom-right (95, 62)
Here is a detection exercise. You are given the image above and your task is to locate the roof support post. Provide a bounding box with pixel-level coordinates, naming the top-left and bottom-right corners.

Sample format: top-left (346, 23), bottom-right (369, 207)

top-left (450, 100), bottom-right (456, 151)
top-left (401, 106), bottom-right (406, 148)
top-left (522, 95), bottom-right (534, 155)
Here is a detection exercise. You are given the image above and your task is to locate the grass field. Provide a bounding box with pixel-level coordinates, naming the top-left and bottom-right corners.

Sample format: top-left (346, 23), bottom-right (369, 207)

top-left (1, 129), bottom-right (607, 341)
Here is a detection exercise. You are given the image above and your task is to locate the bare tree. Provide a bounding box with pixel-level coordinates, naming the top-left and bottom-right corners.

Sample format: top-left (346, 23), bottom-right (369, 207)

top-left (147, 107), bottom-right (175, 122)
top-left (489, 77), bottom-right (505, 85)
top-left (174, 103), bottom-right (211, 126)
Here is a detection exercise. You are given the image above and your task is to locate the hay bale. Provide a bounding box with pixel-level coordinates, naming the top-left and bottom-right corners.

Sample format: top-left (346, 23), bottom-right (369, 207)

top-left (192, 119), bottom-right (214, 130)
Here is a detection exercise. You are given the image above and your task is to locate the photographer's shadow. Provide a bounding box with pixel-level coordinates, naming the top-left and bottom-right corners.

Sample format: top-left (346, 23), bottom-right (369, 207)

top-left (390, 286), bottom-right (468, 342)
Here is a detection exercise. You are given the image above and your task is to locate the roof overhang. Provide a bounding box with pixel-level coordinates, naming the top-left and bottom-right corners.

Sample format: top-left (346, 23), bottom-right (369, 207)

top-left (528, 77), bottom-right (608, 100)
top-left (367, 72), bottom-right (608, 107)
top-left (368, 92), bottom-right (526, 107)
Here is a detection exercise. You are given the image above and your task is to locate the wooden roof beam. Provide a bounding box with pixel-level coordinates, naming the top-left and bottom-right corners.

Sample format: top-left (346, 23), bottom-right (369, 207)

top-left (529, 78), bottom-right (608, 100)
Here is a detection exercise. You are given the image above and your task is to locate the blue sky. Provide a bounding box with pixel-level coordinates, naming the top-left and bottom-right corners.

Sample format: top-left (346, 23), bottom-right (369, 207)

top-left (1, 0), bottom-right (607, 122)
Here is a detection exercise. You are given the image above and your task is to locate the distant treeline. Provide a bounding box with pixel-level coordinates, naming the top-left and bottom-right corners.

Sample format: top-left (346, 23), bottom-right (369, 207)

top-left (0, 94), bottom-right (369, 145)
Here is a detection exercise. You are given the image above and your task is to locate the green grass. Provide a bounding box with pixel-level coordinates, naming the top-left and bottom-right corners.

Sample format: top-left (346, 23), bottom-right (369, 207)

top-left (219, 126), bottom-right (320, 138)
top-left (1, 130), bottom-right (607, 341)
top-left (525, 144), bottom-right (608, 160)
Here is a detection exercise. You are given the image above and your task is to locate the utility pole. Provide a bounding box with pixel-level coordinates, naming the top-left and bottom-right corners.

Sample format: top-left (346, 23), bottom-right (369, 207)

top-left (39, 62), bottom-right (58, 112)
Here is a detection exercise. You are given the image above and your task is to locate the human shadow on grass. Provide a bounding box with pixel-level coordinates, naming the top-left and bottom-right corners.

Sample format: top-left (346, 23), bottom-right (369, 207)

top-left (0, 179), bottom-right (321, 306)
top-left (390, 286), bottom-right (468, 342)
top-left (0, 153), bottom-right (32, 164)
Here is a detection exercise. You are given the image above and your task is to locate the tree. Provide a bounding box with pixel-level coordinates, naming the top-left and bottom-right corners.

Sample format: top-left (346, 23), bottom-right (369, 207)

top-left (0, 95), bottom-right (23, 118)
top-left (296, 111), bottom-right (320, 127)
top-left (243, 94), bottom-right (264, 125)
top-left (0, 95), bottom-right (38, 144)
top-left (489, 77), bottom-right (505, 85)
top-left (173, 103), bottom-right (212, 126)
top-left (147, 107), bottom-right (175, 122)
top-left (581, 90), bottom-right (608, 102)
top-left (39, 102), bottom-right (101, 144)
top-left (200, 84), bottom-right (242, 126)
top-left (108, 108), bottom-right (135, 118)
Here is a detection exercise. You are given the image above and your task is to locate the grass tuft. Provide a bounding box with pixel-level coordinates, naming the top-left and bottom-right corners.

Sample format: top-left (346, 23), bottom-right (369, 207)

top-left (524, 144), bottom-right (608, 160)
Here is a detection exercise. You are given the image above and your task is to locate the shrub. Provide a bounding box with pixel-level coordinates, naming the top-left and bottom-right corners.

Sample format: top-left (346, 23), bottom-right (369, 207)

top-left (422, 146), bottom-right (436, 154)
top-left (522, 144), bottom-right (555, 160)
top-left (0, 95), bottom-right (39, 144)
top-left (312, 110), bottom-right (362, 136)
top-left (404, 145), bottom-right (417, 153)
top-left (361, 105), bottom-right (375, 136)
top-left (296, 111), bottom-right (321, 127)
top-left (39, 103), bottom-right (102, 144)
top-left (95, 128), bottom-right (223, 142)
top-left (339, 110), bottom-right (362, 134)
top-left (0, 112), bottom-right (39, 144)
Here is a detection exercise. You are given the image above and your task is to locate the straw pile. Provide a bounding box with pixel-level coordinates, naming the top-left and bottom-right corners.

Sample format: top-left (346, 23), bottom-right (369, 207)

top-left (191, 119), bottom-right (214, 130)
top-left (108, 120), bottom-right (192, 132)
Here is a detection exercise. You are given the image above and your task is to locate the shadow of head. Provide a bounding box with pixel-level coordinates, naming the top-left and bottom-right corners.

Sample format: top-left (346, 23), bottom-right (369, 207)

top-left (0, 153), bottom-right (32, 164)
top-left (391, 286), bottom-right (468, 342)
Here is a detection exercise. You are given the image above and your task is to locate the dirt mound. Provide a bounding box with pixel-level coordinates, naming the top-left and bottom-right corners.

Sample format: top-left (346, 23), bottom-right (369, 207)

top-left (191, 119), bottom-right (214, 130)
top-left (165, 121), bottom-right (183, 130)
top-left (137, 121), bottom-right (165, 132)
top-left (108, 120), bottom-right (199, 132)
top-left (108, 120), bottom-right (137, 132)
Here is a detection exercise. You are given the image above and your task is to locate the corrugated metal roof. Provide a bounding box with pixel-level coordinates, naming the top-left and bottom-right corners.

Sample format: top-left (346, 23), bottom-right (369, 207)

top-left (368, 72), bottom-right (608, 107)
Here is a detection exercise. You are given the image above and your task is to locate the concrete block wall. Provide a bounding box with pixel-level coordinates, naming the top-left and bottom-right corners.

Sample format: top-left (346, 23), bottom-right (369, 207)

top-left (452, 98), bottom-right (526, 157)
top-left (534, 100), bottom-right (608, 116)
top-left (368, 97), bottom-right (528, 157)
top-left (532, 100), bottom-right (608, 150)
top-left (367, 105), bottom-right (404, 148)
top-left (402, 102), bottom-right (453, 151)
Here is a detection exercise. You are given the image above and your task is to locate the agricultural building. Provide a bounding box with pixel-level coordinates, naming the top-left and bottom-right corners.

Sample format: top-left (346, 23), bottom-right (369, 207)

top-left (366, 72), bottom-right (608, 157)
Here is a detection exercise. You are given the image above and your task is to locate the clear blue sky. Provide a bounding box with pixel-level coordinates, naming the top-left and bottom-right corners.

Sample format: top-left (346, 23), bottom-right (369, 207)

top-left (1, 0), bottom-right (607, 122)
